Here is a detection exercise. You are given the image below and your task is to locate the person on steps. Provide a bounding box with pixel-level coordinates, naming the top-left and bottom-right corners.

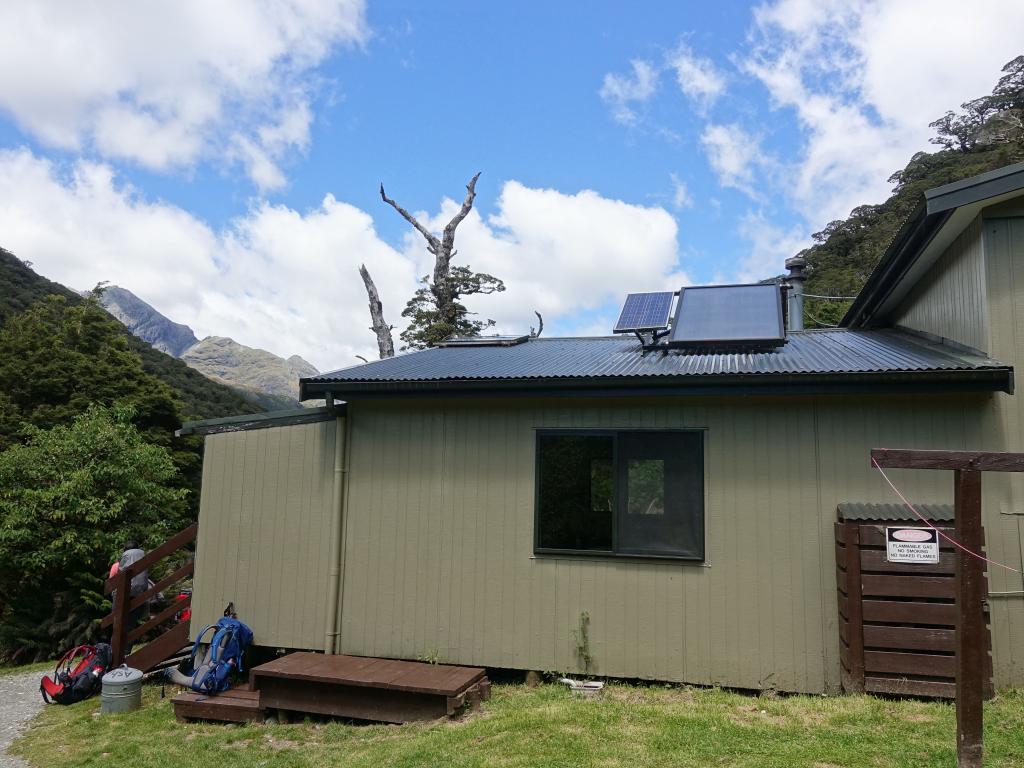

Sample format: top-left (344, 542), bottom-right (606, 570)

top-left (109, 541), bottom-right (156, 651)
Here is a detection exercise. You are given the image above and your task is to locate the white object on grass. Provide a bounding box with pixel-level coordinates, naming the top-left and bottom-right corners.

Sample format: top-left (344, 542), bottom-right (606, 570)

top-left (559, 678), bottom-right (604, 697)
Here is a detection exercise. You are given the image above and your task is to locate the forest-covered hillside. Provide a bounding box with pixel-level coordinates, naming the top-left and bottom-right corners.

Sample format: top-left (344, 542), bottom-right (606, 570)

top-left (0, 250), bottom-right (262, 661)
top-left (799, 56), bottom-right (1024, 326)
top-left (0, 249), bottom-right (263, 419)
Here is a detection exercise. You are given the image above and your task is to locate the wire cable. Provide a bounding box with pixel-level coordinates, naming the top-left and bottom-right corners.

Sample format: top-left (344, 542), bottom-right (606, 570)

top-left (871, 456), bottom-right (1022, 574)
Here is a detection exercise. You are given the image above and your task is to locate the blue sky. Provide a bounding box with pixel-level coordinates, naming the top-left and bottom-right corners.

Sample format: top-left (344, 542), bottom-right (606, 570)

top-left (0, 1), bottom-right (1021, 370)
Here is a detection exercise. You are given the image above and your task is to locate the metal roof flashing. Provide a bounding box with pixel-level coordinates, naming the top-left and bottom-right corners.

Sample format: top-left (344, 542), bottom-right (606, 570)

top-left (844, 162), bottom-right (1024, 328)
top-left (177, 405), bottom-right (339, 436)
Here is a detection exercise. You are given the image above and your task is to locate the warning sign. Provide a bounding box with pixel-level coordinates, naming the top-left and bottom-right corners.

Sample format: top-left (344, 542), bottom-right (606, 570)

top-left (886, 527), bottom-right (940, 564)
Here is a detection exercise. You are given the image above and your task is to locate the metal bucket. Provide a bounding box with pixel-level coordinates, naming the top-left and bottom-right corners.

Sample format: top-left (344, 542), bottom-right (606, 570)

top-left (101, 666), bottom-right (143, 714)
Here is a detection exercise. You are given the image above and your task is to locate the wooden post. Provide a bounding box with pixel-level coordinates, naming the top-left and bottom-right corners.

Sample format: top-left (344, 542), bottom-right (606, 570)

top-left (954, 469), bottom-right (984, 768)
top-left (845, 523), bottom-right (865, 693)
top-left (110, 568), bottom-right (130, 666)
top-left (869, 448), bottom-right (1024, 768)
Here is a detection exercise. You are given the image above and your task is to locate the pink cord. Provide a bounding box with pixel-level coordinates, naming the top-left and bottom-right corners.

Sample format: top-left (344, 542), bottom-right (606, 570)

top-left (871, 456), bottom-right (1022, 574)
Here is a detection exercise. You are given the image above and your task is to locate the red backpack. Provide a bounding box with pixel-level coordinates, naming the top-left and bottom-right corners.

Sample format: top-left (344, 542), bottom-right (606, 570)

top-left (40, 643), bottom-right (113, 705)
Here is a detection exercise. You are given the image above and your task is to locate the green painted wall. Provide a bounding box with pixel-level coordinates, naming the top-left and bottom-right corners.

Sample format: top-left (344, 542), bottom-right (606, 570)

top-left (882, 206), bottom-right (1024, 685)
top-left (978, 212), bottom-right (1024, 685)
top-left (336, 394), bottom-right (999, 693)
top-left (191, 419), bottom-right (338, 650)
top-left (892, 216), bottom-right (988, 352)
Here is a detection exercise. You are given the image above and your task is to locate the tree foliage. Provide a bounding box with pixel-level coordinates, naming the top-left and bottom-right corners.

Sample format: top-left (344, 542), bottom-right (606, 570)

top-left (370, 173), bottom-right (509, 353)
top-left (0, 294), bottom-right (182, 451)
top-left (0, 248), bottom-right (261, 420)
top-left (400, 266), bottom-right (506, 349)
top-left (0, 405), bottom-right (187, 662)
top-left (800, 56), bottom-right (1024, 327)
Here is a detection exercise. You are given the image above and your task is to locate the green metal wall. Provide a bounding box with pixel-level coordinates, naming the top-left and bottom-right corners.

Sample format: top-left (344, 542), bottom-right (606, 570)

top-left (191, 419), bottom-right (338, 650)
top-left (978, 212), bottom-right (1024, 685)
top-left (337, 394), bottom-right (1001, 693)
top-left (871, 206), bottom-right (1024, 686)
top-left (892, 215), bottom-right (988, 352)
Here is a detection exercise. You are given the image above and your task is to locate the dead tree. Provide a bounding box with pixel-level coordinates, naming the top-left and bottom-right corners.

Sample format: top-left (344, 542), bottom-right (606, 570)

top-left (358, 263), bottom-right (395, 359)
top-left (530, 311), bottom-right (544, 338)
top-left (380, 172), bottom-right (480, 333)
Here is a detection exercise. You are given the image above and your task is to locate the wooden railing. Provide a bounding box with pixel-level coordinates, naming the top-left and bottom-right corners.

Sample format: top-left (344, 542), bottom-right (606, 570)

top-left (102, 522), bottom-right (198, 671)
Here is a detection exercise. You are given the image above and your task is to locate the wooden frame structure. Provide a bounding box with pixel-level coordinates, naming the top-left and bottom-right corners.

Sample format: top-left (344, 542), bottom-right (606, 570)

top-left (871, 448), bottom-right (1024, 768)
top-left (835, 519), bottom-right (993, 698)
top-left (102, 523), bottom-right (198, 672)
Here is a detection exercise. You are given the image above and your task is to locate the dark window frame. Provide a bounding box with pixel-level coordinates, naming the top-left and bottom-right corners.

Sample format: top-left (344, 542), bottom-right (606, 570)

top-left (533, 428), bottom-right (706, 562)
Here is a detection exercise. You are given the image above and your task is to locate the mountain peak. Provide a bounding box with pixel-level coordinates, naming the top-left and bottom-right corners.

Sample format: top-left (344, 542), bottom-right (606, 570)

top-left (97, 286), bottom-right (317, 408)
top-left (99, 285), bottom-right (198, 357)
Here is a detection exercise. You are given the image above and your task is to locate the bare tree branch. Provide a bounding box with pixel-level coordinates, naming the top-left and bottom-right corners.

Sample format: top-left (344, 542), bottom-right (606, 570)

top-left (381, 172), bottom-right (483, 339)
top-left (358, 263), bottom-right (395, 359)
top-left (530, 311), bottom-right (544, 338)
top-left (379, 182), bottom-right (440, 255)
top-left (437, 172), bottom-right (481, 282)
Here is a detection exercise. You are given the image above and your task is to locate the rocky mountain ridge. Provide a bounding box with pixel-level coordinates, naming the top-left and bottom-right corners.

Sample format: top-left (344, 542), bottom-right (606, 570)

top-left (96, 286), bottom-right (316, 408)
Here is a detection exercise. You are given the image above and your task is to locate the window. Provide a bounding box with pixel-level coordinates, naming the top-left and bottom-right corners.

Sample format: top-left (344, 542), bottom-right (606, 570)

top-left (535, 431), bottom-right (704, 560)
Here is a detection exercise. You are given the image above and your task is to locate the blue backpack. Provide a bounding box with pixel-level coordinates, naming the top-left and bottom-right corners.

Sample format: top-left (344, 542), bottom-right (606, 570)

top-left (167, 616), bottom-right (253, 693)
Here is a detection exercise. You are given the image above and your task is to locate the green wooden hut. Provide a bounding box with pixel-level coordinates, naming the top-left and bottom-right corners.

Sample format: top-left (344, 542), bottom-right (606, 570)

top-left (181, 162), bottom-right (1024, 694)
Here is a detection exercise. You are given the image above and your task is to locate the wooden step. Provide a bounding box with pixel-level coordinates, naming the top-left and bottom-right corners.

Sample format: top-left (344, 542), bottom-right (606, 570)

top-left (252, 653), bottom-right (490, 724)
top-left (172, 684), bottom-right (266, 723)
top-left (127, 620), bottom-right (191, 673)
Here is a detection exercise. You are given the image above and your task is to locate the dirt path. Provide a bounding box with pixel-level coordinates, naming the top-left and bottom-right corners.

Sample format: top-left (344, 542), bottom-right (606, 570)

top-left (0, 671), bottom-right (43, 767)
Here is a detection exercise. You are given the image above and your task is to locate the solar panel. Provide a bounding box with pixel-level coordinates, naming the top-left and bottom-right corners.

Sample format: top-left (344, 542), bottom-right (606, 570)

top-left (614, 292), bottom-right (675, 333)
top-left (669, 284), bottom-right (785, 347)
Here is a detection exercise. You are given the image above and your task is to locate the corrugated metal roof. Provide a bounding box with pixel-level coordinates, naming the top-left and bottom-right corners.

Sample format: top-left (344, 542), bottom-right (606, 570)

top-left (837, 502), bottom-right (954, 522)
top-left (305, 329), bottom-right (1006, 386)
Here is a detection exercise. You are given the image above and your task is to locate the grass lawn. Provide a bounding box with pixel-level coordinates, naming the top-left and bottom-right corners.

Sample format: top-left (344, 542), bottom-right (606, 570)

top-left (11, 682), bottom-right (1024, 768)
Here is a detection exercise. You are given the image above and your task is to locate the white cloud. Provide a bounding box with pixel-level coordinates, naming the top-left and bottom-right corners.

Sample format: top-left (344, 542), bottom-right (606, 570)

top-left (600, 60), bottom-right (659, 125)
top-left (669, 173), bottom-right (693, 210)
top-left (744, 0), bottom-right (1024, 223)
top-left (0, 1), bottom-right (368, 190)
top-left (0, 148), bottom-right (412, 371)
top-left (700, 123), bottom-right (763, 194)
top-left (668, 44), bottom-right (726, 110)
top-left (736, 211), bottom-right (808, 282)
top-left (402, 181), bottom-right (688, 337)
top-left (0, 149), bottom-right (689, 367)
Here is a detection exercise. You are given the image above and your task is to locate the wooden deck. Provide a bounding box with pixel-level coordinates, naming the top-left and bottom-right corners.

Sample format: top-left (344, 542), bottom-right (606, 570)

top-left (253, 653), bottom-right (490, 724)
top-left (172, 653), bottom-right (490, 725)
top-left (173, 683), bottom-right (265, 723)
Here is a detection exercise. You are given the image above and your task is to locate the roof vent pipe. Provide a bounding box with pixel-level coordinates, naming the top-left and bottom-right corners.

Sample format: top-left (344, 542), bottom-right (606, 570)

top-left (785, 255), bottom-right (806, 332)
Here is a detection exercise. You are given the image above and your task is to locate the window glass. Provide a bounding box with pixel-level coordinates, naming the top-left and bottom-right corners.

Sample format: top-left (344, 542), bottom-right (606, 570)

top-left (536, 434), bottom-right (613, 551)
top-left (627, 459), bottom-right (665, 515)
top-left (536, 430), bottom-right (704, 560)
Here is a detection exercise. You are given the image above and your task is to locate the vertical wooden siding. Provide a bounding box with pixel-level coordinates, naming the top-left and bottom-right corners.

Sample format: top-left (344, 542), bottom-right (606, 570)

top-left (891, 216), bottom-right (988, 352)
top-left (338, 395), bottom-right (990, 693)
top-left (191, 419), bottom-right (337, 650)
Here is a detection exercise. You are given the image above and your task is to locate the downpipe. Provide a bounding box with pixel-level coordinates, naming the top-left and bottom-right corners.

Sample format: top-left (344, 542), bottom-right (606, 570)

top-left (324, 404), bottom-right (348, 654)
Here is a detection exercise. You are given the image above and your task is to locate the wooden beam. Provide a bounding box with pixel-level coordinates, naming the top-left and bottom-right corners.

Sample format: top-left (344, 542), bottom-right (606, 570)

top-left (127, 595), bottom-right (191, 644)
top-left (125, 620), bottom-right (191, 674)
top-left (101, 560), bottom-right (193, 628)
top-left (954, 469), bottom-right (984, 768)
top-left (104, 523), bottom-right (198, 594)
top-left (871, 448), bottom-right (1024, 472)
top-left (844, 524), bottom-right (865, 693)
top-left (109, 569), bottom-right (130, 666)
